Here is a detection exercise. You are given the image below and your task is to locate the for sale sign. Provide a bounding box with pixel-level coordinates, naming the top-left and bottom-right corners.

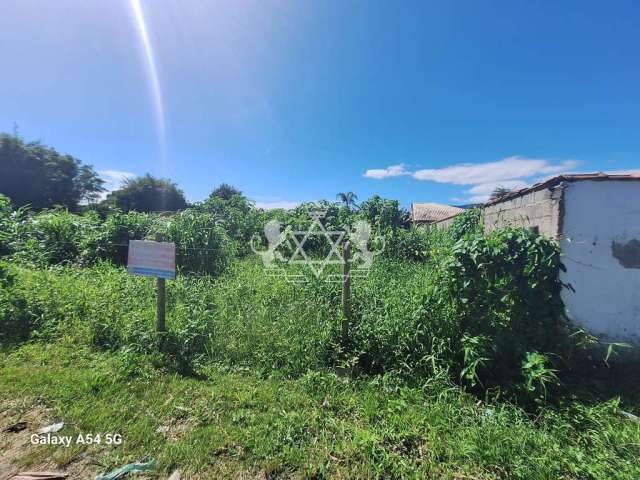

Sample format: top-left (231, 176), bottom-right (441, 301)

top-left (127, 240), bottom-right (176, 279)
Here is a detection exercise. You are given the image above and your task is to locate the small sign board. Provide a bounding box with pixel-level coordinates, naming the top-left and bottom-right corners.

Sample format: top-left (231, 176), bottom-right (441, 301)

top-left (127, 240), bottom-right (176, 279)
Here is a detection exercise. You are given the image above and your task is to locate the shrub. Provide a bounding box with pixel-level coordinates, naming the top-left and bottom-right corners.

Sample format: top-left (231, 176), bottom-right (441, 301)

top-left (196, 194), bottom-right (262, 256)
top-left (340, 226), bottom-right (581, 403)
top-left (356, 195), bottom-right (409, 234)
top-left (81, 211), bottom-right (158, 265)
top-left (270, 201), bottom-right (353, 258)
top-left (438, 227), bottom-right (569, 393)
top-left (9, 208), bottom-right (100, 266)
top-left (149, 209), bottom-right (236, 276)
top-left (381, 227), bottom-right (428, 262)
top-left (448, 208), bottom-right (482, 241)
top-left (382, 226), bottom-right (450, 262)
top-left (5, 205), bottom-right (236, 275)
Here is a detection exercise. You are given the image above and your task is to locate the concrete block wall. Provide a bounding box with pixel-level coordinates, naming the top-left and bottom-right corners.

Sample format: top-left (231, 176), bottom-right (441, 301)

top-left (482, 186), bottom-right (563, 239)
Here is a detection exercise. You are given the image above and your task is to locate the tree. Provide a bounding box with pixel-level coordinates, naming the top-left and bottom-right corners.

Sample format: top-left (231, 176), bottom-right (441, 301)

top-left (0, 133), bottom-right (105, 210)
top-left (209, 183), bottom-right (242, 201)
top-left (76, 165), bottom-right (106, 204)
top-left (490, 186), bottom-right (512, 201)
top-left (197, 187), bottom-right (260, 256)
top-left (105, 174), bottom-right (188, 213)
top-left (357, 195), bottom-right (408, 232)
top-left (336, 192), bottom-right (358, 211)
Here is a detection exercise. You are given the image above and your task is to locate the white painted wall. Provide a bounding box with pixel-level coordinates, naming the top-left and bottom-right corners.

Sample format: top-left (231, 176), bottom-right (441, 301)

top-left (561, 180), bottom-right (640, 345)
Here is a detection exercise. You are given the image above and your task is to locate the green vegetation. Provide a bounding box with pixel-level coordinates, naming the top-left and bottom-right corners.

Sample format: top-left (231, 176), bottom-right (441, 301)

top-left (1, 175), bottom-right (639, 478)
top-left (2, 343), bottom-right (638, 479)
top-left (336, 191), bottom-right (359, 210)
top-left (103, 174), bottom-right (189, 213)
top-left (209, 183), bottom-right (244, 201)
top-left (0, 194), bottom-right (13, 256)
top-left (0, 133), bottom-right (104, 210)
top-left (0, 194), bottom-right (634, 392)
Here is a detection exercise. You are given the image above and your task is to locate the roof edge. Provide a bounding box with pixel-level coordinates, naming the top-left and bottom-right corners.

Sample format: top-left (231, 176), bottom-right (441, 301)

top-left (483, 172), bottom-right (640, 207)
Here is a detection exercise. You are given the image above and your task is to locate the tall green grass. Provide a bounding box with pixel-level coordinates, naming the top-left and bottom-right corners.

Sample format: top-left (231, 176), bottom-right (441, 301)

top-left (0, 201), bottom-right (632, 402)
top-left (0, 260), bottom-right (337, 375)
top-left (0, 235), bottom-right (612, 404)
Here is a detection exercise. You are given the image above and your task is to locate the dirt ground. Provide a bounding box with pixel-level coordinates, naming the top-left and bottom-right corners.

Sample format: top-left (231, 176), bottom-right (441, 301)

top-left (0, 400), bottom-right (265, 480)
top-left (0, 401), bottom-right (98, 480)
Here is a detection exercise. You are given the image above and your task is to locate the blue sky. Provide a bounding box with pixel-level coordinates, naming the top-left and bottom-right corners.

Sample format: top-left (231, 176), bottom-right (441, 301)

top-left (1, 0), bottom-right (638, 207)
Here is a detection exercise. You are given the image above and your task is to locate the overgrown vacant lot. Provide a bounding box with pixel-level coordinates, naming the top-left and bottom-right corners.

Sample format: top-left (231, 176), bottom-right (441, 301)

top-left (1, 259), bottom-right (639, 479)
top-left (1, 201), bottom-right (640, 478)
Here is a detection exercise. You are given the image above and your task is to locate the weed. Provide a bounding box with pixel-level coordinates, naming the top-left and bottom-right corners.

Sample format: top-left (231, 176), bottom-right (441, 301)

top-left (0, 343), bottom-right (638, 479)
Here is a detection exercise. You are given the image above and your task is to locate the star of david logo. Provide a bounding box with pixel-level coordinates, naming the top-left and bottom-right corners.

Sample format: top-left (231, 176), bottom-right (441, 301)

top-left (288, 211), bottom-right (345, 277)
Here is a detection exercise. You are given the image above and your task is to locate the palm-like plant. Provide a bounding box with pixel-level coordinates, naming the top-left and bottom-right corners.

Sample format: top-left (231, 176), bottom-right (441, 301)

top-left (336, 192), bottom-right (359, 211)
top-left (490, 186), bottom-right (512, 201)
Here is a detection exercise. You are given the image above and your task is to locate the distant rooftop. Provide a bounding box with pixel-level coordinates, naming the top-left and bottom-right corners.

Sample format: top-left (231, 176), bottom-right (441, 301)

top-left (411, 202), bottom-right (464, 223)
top-left (484, 172), bottom-right (640, 207)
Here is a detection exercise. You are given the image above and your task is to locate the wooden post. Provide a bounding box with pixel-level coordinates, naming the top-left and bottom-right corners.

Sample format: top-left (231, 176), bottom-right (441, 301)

top-left (341, 241), bottom-right (351, 343)
top-left (156, 277), bottom-right (166, 333)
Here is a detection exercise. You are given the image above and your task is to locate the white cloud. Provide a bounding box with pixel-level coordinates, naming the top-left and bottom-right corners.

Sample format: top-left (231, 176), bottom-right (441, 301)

top-left (364, 164), bottom-right (410, 179)
top-left (412, 156), bottom-right (580, 185)
top-left (366, 156), bottom-right (584, 203)
top-left (465, 196), bottom-right (487, 204)
top-left (99, 170), bottom-right (136, 199)
top-left (463, 179), bottom-right (529, 203)
top-left (254, 200), bottom-right (300, 210)
top-left (465, 179), bottom-right (528, 196)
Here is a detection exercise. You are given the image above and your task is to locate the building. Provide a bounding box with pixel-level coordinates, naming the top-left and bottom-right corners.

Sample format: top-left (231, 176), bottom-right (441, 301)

top-left (448, 173), bottom-right (640, 346)
top-left (410, 202), bottom-right (464, 225)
